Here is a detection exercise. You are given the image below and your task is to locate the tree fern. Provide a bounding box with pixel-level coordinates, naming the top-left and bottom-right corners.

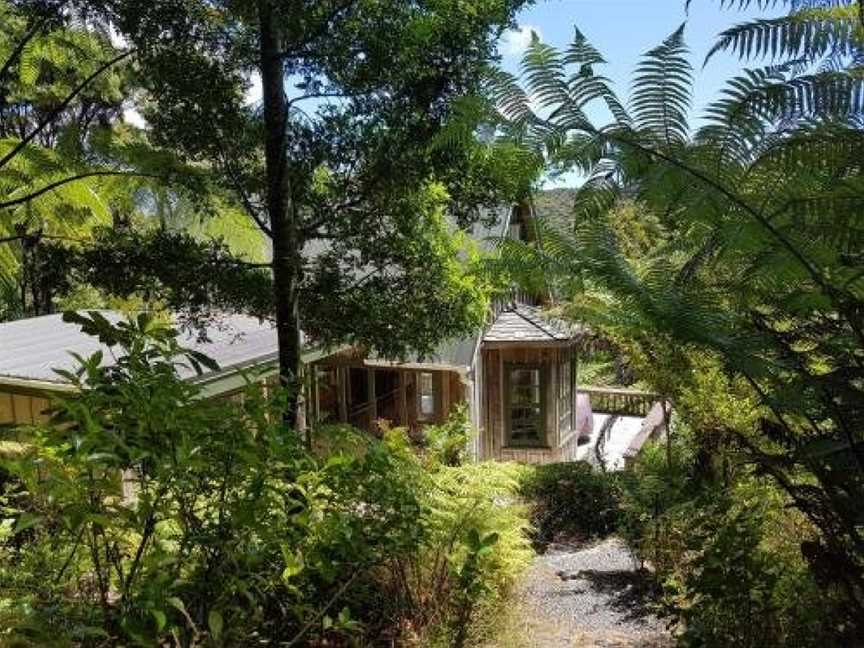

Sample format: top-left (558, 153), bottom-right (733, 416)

top-left (631, 25), bottom-right (693, 147)
top-left (492, 19), bottom-right (864, 624)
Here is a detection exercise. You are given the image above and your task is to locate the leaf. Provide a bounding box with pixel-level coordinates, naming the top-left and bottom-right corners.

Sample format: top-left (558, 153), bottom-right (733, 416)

top-left (208, 609), bottom-right (223, 640)
top-left (187, 350), bottom-right (220, 373)
top-left (167, 596), bottom-right (186, 614)
top-left (13, 513), bottom-right (43, 534)
top-left (482, 532), bottom-right (500, 548)
top-left (280, 545), bottom-right (304, 581)
top-left (151, 609), bottom-right (167, 632)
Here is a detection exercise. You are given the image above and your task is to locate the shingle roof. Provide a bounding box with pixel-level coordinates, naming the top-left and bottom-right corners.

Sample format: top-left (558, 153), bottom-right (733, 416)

top-left (483, 303), bottom-right (578, 343)
top-left (0, 311), bottom-right (279, 386)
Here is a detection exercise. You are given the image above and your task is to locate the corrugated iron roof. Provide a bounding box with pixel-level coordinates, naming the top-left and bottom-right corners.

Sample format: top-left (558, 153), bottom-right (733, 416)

top-left (0, 311), bottom-right (279, 386)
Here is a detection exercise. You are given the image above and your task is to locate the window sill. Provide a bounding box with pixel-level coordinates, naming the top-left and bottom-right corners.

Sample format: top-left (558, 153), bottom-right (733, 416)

top-left (502, 444), bottom-right (552, 451)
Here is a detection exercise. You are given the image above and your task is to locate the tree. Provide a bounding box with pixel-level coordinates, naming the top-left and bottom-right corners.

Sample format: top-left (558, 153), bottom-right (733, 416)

top-left (0, 0), bottom-right (213, 318)
top-left (491, 5), bottom-right (864, 626)
top-left (84, 0), bottom-right (536, 424)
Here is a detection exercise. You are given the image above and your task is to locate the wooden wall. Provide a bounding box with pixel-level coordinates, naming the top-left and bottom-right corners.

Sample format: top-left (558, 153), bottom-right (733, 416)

top-left (0, 390), bottom-right (52, 427)
top-left (480, 344), bottom-right (577, 463)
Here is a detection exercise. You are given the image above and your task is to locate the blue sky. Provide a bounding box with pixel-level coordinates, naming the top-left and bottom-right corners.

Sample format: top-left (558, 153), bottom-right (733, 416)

top-left (497, 0), bottom-right (769, 185)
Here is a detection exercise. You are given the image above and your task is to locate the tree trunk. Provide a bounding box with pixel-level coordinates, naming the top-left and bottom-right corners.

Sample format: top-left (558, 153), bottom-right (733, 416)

top-left (258, 0), bottom-right (303, 428)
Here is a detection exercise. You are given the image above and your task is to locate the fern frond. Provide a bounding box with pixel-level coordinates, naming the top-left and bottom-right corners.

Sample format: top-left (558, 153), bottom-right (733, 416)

top-left (707, 6), bottom-right (861, 63)
top-left (630, 25), bottom-right (693, 147)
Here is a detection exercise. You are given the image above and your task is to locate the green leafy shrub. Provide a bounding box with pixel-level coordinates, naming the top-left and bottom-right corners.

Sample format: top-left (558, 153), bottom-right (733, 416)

top-left (0, 312), bottom-right (425, 646)
top-left (519, 461), bottom-right (623, 544)
top-left (367, 460), bottom-right (534, 646)
top-left (423, 404), bottom-right (472, 467)
top-left (618, 426), bottom-right (850, 648)
top-left (658, 494), bottom-right (842, 648)
top-left (0, 313), bottom-right (534, 646)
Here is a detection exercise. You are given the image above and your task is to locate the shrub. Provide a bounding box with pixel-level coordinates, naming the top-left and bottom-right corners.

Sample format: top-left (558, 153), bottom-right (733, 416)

top-left (519, 461), bottom-right (623, 544)
top-left (369, 460), bottom-right (534, 646)
top-left (423, 404), bottom-right (472, 467)
top-left (0, 313), bottom-right (425, 646)
top-left (618, 426), bottom-right (851, 648)
top-left (0, 313), bottom-right (534, 647)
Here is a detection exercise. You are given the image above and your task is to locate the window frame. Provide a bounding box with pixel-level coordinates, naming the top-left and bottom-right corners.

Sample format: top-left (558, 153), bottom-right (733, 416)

top-left (504, 362), bottom-right (548, 448)
top-left (557, 358), bottom-right (576, 437)
top-left (416, 371), bottom-right (439, 422)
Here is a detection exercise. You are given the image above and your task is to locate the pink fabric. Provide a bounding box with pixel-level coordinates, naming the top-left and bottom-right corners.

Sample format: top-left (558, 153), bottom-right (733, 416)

top-left (575, 393), bottom-right (594, 438)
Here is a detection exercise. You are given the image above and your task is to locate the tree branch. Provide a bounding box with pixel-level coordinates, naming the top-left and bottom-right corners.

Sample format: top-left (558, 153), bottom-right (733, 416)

top-left (214, 141), bottom-right (273, 237)
top-left (0, 49), bottom-right (136, 172)
top-left (276, 0), bottom-right (360, 59)
top-left (0, 170), bottom-right (160, 210)
top-left (287, 91), bottom-right (360, 107)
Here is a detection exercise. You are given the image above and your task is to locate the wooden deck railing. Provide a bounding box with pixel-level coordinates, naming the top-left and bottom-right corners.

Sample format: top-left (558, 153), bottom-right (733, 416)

top-left (578, 386), bottom-right (659, 418)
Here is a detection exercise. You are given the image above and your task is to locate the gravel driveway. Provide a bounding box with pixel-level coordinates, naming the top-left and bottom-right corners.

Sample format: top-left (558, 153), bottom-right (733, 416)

top-left (500, 538), bottom-right (673, 647)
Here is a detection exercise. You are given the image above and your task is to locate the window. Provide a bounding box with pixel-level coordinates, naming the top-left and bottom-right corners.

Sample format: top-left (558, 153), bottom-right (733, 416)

top-left (558, 360), bottom-right (574, 435)
top-left (417, 372), bottom-right (437, 421)
top-left (506, 365), bottom-right (546, 446)
top-left (315, 367), bottom-right (339, 421)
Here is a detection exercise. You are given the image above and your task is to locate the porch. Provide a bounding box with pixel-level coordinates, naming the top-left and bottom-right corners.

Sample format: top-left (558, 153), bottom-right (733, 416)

top-left (310, 354), bottom-right (466, 434)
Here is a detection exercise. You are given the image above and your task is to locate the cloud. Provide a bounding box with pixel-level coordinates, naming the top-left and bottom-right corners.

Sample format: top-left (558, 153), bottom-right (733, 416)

top-left (499, 24), bottom-right (541, 57)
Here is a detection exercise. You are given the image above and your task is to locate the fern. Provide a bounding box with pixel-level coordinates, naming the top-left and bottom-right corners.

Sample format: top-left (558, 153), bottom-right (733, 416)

top-left (630, 25), bottom-right (693, 147)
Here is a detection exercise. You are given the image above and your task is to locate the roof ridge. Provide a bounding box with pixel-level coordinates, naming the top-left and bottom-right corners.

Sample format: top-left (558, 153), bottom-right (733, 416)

top-left (512, 304), bottom-right (558, 340)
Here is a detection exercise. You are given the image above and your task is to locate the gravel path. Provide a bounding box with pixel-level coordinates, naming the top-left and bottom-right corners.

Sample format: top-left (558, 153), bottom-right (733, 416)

top-left (503, 538), bottom-right (673, 647)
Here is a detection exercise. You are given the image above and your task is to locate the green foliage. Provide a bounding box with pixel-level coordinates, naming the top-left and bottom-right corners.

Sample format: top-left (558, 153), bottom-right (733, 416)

top-left (491, 13), bottom-right (864, 635)
top-left (0, 313), bottom-right (425, 645)
top-left (349, 459), bottom-right (534, 646)
top-left (0, 314), bottom-right (533, 646)
top-left (619, 436), bottom-right (849, 648)
top-left (45, 227), bottom-right (274, 332)
top-left (423, 404), bottom-right (473, 468)
top-left (0, 0), bottom-right (237, 320)
top-left (519, 462), bottom-right (623, 544)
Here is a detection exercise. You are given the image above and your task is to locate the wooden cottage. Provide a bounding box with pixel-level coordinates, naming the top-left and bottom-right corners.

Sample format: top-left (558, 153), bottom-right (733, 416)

top-left (306, 201), bottom-right (588, 463)
top-left (0, 198), bottom-right (609, 464)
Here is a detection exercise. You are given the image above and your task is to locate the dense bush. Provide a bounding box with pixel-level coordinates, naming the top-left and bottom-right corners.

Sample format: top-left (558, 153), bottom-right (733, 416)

top-left (519, 461), bottom-right (623, 544)
top-left (0, 312), bottom-right (532, 646)
top-left (619, 429), bottom-right (852, 648)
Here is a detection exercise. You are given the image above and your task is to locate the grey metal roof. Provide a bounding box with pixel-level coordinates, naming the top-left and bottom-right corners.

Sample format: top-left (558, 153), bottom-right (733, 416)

top-left (483, 303), bottom-right (577, 343)
top-left (0, 311), bottom-right (279, 386)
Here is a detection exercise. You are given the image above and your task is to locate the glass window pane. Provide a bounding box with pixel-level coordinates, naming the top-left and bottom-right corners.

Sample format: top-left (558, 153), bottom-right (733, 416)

top-left (419, 372), bottom-right (436, 418)
top-left (508, 367), bottom-right (543, 444)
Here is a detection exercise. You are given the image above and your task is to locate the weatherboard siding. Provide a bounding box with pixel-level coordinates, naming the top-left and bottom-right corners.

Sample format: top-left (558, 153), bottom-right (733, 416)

top-left (479, 345), bottom-right (580, 463)
top-left (0, 390), bottom-right (51, 426)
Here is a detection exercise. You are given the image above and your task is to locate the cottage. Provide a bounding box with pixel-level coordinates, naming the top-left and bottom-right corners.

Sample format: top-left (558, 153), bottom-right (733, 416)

top-left (0, 197), bottom-right (664, 464)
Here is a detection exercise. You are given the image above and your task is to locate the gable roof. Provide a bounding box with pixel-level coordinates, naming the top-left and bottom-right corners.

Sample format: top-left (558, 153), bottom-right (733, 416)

top-left (483, 303), bottom-right (578, 344)
top-left (0, 311), bottom-right (280, 390)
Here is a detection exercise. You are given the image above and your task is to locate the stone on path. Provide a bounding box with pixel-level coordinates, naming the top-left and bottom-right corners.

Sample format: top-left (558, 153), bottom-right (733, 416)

top-left (495, 538), bottom-right (673, 648)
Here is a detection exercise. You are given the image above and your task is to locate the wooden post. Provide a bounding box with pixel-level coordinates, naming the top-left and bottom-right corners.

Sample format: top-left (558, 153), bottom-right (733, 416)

top-left (311, 365), bottom-right (319, 424)
top-left (440, 372), bottom-right (450, 423)
top-left (337, 367), bottom-right (348, 423)
top-left (398, 371), bottom-right (408, 428)
top-left (367, 368), bottom-right (377, 430)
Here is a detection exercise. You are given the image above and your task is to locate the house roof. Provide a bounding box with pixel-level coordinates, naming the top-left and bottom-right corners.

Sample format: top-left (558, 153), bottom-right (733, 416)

top-left (0, 311), bottom-right (280, 390)
top-left (483, 303), bottom-right (579, 344)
